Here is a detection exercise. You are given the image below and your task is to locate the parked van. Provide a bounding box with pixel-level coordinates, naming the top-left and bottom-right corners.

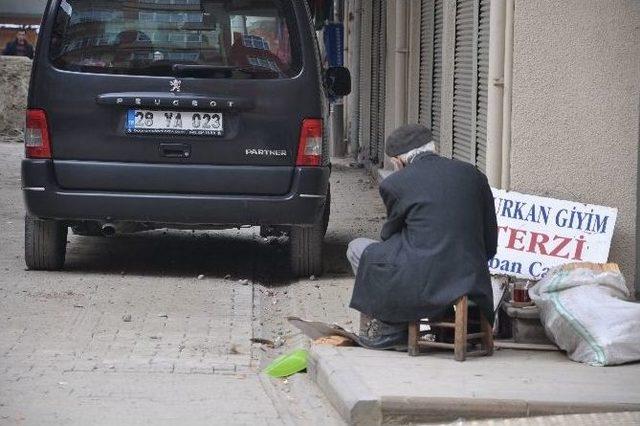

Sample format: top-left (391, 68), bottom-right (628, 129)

top-left (22, 0), bottom-right (350, 276)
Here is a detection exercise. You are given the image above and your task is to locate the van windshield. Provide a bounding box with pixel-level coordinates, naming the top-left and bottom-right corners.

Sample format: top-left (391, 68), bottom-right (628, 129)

top-left (49, 0), bottom-right (300, 78)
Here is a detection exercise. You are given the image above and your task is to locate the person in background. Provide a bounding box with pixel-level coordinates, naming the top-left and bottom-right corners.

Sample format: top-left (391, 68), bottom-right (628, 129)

top-left (346, 124), bottom-right (498, 350)
top-left (2, 30), bottom-right (34, 59)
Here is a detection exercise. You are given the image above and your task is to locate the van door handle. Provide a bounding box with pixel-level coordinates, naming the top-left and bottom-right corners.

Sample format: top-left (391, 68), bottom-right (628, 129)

top-left (159, 143), bottom-right (191, 158)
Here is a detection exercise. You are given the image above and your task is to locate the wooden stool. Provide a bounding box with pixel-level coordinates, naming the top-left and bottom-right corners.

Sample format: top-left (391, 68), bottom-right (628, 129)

top-left (407, 296), bottom-right (493, 361)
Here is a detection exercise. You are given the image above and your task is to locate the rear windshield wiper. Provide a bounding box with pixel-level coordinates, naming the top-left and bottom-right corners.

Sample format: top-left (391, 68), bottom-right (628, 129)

top-left (234, 65), bottom-right (282, 78)
top-left (172, 64), bottom-right (281, 78)
top-left (172, 64), bottom-right (234, 75)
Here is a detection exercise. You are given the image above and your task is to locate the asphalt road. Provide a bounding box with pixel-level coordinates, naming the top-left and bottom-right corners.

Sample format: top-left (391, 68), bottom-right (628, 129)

top-left (0, 141), bottom-right (385, 425)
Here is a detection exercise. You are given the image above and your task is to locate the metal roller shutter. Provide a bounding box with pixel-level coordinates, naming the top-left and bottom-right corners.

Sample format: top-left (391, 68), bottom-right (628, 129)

top-left (431, 0), bottom-right (443, 146)
top-left (475, 0), bottom-right (490, 173)
top-left (369, 0), bottom-right (381, 164)
top-left (452, 0), bottom-right (489, 171)
top-left (367, 0), bottom-right (386, 165)
top-left (351, 2), bottom-right (361, 158)
top-left (418, 0), bottom-right (433, 127)
top-left (357, 2), bottom-right (372, 158)
top-left (370, 0), bottom-right (379, 161)
top-left (452, 0), bottom-right (477, 164)
top-left (376, 0), bottom-right (387, 165)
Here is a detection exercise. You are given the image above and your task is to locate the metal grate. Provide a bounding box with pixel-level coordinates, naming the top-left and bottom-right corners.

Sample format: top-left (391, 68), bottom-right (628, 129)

top-left (431, 0), bottom-right (443, 146)
top-left (376, 0), bottom-right (387, 165)
top-left (357, 1), bottom-right (372, 159)
top-left (368, 0), bottom-right (386, 165)
top-left (452, 0), bottom-right (489, 171)
top-left (476, 0), bottom-right (490, 173)
top-left (452, 0), bottom-right (477, 165)
top-left (369, 0), bottom-right (381, 164)
top-left (418, 0), bottom-right (433, 127)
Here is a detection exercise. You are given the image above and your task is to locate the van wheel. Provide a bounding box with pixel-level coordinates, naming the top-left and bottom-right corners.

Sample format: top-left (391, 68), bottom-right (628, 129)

top-left (289, 189), bottom-right (329, 278)
top-left (322, 185), bottom-right (331, 235)
top-left (289, 223), bottom-right (324, 278)
top-left (25, 216), bottom-right (68, 271)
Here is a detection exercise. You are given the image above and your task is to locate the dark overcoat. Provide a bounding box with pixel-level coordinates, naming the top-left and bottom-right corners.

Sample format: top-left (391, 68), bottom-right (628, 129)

top-left (2, 40), bottom-right (34, 59)
top-left (350, 152), bottom-right (498, 324)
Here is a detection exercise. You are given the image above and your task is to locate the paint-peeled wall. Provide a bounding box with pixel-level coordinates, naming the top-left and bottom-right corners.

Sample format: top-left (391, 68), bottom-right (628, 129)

top-left (510, 0), bottom-right (640, 290)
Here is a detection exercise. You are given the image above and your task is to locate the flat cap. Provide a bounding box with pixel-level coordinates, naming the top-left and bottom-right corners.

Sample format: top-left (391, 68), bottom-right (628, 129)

top-left (385, 124), bottom-right (433, 157)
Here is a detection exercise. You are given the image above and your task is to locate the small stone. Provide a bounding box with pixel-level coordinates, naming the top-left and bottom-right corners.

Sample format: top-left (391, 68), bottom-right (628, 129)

top-left (197, 274), bottom-right (205, 280)
top-left (224, 274), bottom-right (232, 280)
top-left (309, 275), bottom-right (317, 281)
top-left (120, 271), bottom-right (126, 277)
top-left (238, 279), bottom-right (249, 286)
top-left (122, 314), bottom-right (132, 322)
top-left (158, 314), bottom-right (168, 318)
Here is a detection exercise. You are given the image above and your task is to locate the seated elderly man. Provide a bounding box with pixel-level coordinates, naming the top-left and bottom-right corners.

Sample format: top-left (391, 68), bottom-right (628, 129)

top-left (347, 124), bottom-right (498, 349)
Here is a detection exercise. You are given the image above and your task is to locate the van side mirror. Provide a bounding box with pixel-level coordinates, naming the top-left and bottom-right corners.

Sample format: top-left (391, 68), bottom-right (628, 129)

top-left (325, 67), bottom-right (351, 97)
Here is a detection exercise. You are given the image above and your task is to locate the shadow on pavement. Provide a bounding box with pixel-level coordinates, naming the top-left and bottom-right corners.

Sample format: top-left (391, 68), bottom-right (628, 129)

top-left (62, 228), bottom-right (353, 285)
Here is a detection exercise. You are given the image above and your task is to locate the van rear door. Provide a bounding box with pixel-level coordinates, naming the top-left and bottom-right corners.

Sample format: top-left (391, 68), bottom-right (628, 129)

top-left (32, 0), bottom-right (322, 195)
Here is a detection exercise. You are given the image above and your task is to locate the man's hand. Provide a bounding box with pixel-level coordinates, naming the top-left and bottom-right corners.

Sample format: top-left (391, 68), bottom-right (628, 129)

top-left (390, 157), bottom-right (404, 171)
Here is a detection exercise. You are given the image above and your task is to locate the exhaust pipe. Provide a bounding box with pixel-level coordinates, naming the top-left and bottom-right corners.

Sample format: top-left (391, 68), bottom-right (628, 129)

top-left (101, 223), bottom-right (116, 236)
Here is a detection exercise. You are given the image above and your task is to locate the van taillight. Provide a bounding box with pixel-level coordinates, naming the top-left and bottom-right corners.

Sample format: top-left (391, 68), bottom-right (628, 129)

top-left (296, 118), bottom-right (323, 167)
top-left (25, 109), bottom-right (52, 159)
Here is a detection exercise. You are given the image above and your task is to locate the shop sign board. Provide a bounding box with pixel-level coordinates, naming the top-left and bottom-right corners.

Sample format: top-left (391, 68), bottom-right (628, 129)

top-left (323, 23), bottom-right (344, 67)
top-left (489, 188), bottom-right (618, 280)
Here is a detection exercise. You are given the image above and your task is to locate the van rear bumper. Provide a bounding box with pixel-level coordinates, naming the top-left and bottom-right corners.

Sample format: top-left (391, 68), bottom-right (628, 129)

top-left (22, 160), bottom-right (330, 226)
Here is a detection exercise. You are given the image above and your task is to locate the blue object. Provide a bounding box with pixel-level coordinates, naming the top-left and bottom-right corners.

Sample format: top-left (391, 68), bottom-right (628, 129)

top-left (127, 109), bottom-right (136, 129)
top-left (323, 23), bottom-right (344, 67)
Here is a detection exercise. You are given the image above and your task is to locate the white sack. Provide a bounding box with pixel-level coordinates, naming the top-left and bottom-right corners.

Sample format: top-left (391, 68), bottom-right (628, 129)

top-left (529, 265), bottom-right (640, 366)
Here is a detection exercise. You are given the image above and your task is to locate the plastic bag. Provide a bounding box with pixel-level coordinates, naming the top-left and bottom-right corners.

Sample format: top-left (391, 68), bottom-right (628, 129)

top-left (529, 263), bottom-right (640, 366)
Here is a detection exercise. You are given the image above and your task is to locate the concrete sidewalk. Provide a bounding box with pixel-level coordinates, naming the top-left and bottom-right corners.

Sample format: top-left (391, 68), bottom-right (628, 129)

top-left (308, 346), bottom-right (640, 425)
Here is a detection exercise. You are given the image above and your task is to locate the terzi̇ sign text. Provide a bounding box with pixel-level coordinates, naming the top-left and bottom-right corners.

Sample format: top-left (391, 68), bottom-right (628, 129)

top-left (489, 189), bottom-right (617, 280)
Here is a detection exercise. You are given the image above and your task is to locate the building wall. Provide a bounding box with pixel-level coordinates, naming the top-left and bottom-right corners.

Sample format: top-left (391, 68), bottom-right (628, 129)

top-left (510, 0), bottom-right (640, 289)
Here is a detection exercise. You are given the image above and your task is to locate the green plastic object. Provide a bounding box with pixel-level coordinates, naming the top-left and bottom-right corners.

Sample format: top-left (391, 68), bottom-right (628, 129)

top-left (264, 349), bottom-right (308, 378)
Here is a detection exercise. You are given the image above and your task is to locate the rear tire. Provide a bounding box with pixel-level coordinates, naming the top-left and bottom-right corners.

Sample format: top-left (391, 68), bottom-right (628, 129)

top-left (322, 184), bottom-right (331, 235)
top-left (25, 216), bottom-right (68, 271)
top-left (289, 187), bottom-right (330, 277)
top-left (289, 223), bottom-right (324, 278)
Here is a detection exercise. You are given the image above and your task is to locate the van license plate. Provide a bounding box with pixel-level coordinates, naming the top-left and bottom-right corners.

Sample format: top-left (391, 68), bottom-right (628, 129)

top-left (126, 110), bottom-right (223, 136)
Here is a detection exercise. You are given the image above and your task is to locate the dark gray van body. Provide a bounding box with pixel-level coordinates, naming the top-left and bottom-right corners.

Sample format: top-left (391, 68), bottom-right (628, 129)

top-left (23, 0), bottom-right (335, 276)
top-left (23, 0), bottom-right (329, 226)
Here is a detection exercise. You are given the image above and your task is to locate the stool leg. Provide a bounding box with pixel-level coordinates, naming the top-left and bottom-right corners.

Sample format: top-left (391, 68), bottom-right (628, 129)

top-left (454, 296), bottom-right (468, 362)
top-left (480, 313), bottom-right (494, 356)
top-left (408, 322), bottom-right (419, 356)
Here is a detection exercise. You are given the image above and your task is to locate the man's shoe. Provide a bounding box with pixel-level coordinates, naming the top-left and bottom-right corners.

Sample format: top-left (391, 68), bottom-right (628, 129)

top-left (357, 318), bottom-right (408, 351)
top-left (357, 330), bottom-right (408, 350)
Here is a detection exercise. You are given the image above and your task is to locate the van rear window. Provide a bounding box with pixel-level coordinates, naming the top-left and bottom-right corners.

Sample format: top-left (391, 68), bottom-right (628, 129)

top-left (49, 0), bottom-right (300, 79)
